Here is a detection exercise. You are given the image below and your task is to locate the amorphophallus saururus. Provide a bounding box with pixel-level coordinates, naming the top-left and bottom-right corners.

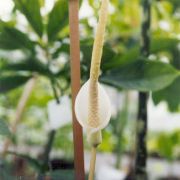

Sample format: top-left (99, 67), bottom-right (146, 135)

top-left (75, 0), bottom-right (111, 179)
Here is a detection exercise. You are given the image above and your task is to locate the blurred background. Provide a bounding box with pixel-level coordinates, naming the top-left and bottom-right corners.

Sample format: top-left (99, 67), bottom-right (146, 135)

top-left (0, 0), bottom-right (180, 179)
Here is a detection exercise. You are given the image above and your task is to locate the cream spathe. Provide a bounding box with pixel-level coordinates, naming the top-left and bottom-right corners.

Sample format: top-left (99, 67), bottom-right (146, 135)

top-left (75, 79), bottom-right (111, 135)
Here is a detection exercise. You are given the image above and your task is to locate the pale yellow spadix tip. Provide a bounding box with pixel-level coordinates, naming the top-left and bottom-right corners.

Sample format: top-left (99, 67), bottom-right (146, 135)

top-left (90, 0), bottom-right (109, 81)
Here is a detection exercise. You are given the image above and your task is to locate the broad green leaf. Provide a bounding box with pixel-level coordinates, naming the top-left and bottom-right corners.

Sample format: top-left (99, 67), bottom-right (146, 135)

top-left (101, 59), bottom-right (179, 91)
top-left (47, 0), bottom-right (68, 41)
top-left (1, 60), bottom-right (52, 77)
top-left (152, 77), bottom-right (180, 112)
top-left (0, 119), bottom-right (11, 137)
top-left (0, 24), bottom-right (34, 51)
top-left (0, 75), bottom-right (32, 93)
top-left (103, 38), bottom-right (179, 70)
top-left (14, 0), bottom-right (43, 37)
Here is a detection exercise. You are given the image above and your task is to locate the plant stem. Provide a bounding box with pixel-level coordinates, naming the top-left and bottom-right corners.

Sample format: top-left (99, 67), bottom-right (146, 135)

top-left (41, 130), bottom-right (56, 171)
top-left (135, 93), bottom-right (148, 178)
top-left (40, 80), bottom-right (60, 172)
top-left (135, 0), bottom-right (151, 179)
top-left (50, 79), bottom-right (60, 104)
top-left (115, 92), bottom-right (129, 169)
top-left (1, 77), bottom-right (36, 157)
top-left (88, 147), bottom-right (97, 180)
top-left (87, 1), bottom-right (109, 179)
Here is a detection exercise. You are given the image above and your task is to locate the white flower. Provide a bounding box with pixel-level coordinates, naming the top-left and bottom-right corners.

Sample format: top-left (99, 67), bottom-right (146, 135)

top-left (75, 80), bottom-right (111, 134)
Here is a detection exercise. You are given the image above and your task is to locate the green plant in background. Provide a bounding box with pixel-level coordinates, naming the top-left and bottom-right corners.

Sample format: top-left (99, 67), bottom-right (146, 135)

top-left (148, 130), bottom-right (180, 176)
top-left (156, 131), bottom-right (180, 161)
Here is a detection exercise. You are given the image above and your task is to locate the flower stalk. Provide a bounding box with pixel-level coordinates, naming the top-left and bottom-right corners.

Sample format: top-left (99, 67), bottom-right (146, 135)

top-left (88, 0), bottom-right (109, 179)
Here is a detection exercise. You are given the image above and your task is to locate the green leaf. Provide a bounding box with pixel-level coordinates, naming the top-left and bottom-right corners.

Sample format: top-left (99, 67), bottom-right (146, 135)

top-left (14, 0), bottom-right (43, 37)
top-left (152, 77), bottom-right (180, 112)
top-left (0, 24), bottom-right (34, 51)
top-left (0, 119), bottom-right (11, 137)
top-left (101, 59), bottom-right (179, 92)
top-left (103, 38), bottom-right (179, 70)
top-left (47, 0), bottom-right (68, 41)
top-left (0, 75), bottom-right (32, 93)
top-left (1, 59), bottom-right (51, 76)
top-left (7, 151), bottom-right (42, 172)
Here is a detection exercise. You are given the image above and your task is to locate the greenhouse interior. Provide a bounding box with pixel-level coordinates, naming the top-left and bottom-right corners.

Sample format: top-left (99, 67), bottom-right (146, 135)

top-left (0, 0), bottom-right (180, 180)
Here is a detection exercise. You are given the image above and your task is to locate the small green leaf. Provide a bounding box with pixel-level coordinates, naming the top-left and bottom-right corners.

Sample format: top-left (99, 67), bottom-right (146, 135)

top-left (14, 0), bottom-right (43, 37)
top-left (47, 0), bottom-right (68, 41)
top-left (101, 59), bottom-right (179, 92)
top-left (0, 119), bottom-right (11, 137)
top-left (152, 77), bottom-right (180, 112)
top-left (0, 75), bottom-right (32, 93)
top-left (0, 24), bottom-right (34, 51)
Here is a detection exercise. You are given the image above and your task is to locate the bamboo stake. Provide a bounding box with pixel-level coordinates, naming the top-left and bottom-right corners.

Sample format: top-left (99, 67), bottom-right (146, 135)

top-left (69, 1), bottom-right (85, 180)
top-left (1, 77), bottom-right (36, 157)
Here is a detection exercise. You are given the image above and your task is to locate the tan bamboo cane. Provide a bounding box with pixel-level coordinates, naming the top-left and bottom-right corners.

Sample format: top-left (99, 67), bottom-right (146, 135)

top-left (69, 0), bottom-right (85, 180)
top-left (1, 77), bottom-right (36, 157)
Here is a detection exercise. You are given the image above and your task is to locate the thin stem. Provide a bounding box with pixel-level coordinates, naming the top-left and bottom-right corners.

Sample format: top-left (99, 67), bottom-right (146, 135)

top-left (135, 93), bottom-right (148, 177)
top-left (88, 147), bottom-right (97, 180)
top-left (1, 77), bottom-right (36, 157)
top-left (40, 79), bottom-right (61, 173)
top-left (135, 0), bottom-right (151, 179)
top-left (115, 92), bottom-right (129, 169)
top-left (41, 130), bottom-right (56, 171)
top-left (50, 79), bottom-right (60, 104)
